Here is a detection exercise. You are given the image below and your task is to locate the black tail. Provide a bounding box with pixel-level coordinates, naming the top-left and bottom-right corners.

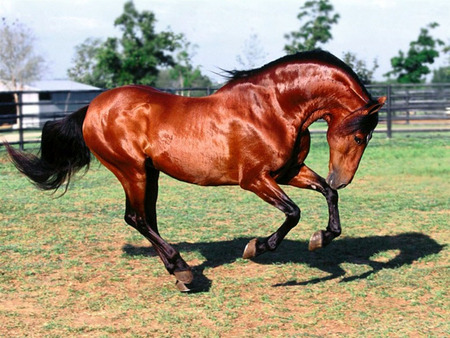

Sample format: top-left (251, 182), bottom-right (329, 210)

top-left (5, 105), bottom-right (91, 193)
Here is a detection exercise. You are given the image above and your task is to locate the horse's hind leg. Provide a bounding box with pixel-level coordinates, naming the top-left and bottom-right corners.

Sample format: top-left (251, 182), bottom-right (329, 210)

top-left (124, 193), bottom-right (193, 285)
top-left (144, 159), bottom-right (160, 235)
top-left (125, 198), bottom-right (193, 285)
top-left (124, 161), bottom-right (159, 234)
top-left (117, 161), bottom-right (193, 288)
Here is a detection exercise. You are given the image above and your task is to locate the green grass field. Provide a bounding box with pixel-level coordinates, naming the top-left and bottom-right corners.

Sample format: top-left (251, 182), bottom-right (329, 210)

top-left (0, 133), bottom-right (449, 336)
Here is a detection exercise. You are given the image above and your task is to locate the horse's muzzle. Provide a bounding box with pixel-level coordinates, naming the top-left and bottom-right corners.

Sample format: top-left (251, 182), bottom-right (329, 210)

top-left (326, 172), bottom-right (349, 190)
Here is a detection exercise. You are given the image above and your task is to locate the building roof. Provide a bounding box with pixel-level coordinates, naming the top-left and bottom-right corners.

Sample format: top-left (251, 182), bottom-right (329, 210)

top-left (0, 80), bottom-right (100, 92)
top-left (29, 80), bottom-right (100, 91)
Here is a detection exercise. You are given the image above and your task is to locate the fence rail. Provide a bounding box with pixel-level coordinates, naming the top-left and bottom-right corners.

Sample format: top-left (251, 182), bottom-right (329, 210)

top-left (1, 83), bottom-right (449, 150)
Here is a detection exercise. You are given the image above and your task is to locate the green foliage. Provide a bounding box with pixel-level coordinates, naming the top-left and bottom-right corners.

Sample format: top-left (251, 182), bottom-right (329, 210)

top-left (67, 1), bottom-right (209, 89)
top-left (165, 40), bottom-right (213, 89)
top-left (342, 52), bottom-right (379, 84)
top-left (385, 22), bottom-right (445, 83)
top-left (284, 0), bottom-right (340, 53)
top-left (432, 48), bottom-right (450, 83)
top-left (432, 65), bottom-right (450, 83)
top-left (67, 38), bottom-right (103, 86)
top-left (96, 1), bottom-right (180, 88)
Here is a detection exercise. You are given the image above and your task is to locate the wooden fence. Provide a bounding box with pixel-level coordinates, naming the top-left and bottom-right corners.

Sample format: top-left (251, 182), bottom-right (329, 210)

top-left (1, 83), bottom-right (449, 150)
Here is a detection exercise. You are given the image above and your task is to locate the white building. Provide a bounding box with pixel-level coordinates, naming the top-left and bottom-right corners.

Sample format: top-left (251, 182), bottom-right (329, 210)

top-left (0, 80), bottom-right (100, 128)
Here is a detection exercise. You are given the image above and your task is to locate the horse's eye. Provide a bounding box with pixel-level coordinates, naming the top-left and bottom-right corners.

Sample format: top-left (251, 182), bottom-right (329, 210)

top-left (354, 136), bottom-right (363, 145)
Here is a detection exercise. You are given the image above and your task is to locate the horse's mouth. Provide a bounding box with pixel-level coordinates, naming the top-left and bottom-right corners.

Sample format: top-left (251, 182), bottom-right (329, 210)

top-left (326, 172), bottom-right (349, 190)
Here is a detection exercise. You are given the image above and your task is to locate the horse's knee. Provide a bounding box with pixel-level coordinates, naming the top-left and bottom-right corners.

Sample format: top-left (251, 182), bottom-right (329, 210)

top-left (288, 205), bottom-right (301, 223)
top-left (284, 203), bottom-right (300, 227)
top-left (324, 187), bottom-right (339, 204)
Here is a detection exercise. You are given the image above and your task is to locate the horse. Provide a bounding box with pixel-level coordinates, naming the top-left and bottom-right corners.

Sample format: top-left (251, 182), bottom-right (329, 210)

top-left (5, 50), bottom-right (386, 291)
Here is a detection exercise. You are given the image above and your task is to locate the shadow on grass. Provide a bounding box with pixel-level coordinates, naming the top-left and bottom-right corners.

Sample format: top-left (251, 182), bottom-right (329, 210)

top-left (122, 232), bottom-right (444, 292)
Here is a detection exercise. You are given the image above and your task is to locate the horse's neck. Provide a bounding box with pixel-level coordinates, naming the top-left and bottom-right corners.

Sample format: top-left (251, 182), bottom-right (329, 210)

top-left (269, 77), bottom-right (337, 130)
top-left (268, 64), bottom-right (368, 130)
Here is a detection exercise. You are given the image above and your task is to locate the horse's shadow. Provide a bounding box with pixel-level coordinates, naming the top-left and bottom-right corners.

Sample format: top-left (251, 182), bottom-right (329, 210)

top-left (122, 232), bottom-right (444, 292)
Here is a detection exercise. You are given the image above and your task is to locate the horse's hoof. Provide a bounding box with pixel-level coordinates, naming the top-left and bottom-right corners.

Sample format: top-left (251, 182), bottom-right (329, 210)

top-left (175, 280), bottom-right (192, 292)
top-left (174, 269), bottom-right (193, 284)
top-left (243, 238), bottom-right (258, 259)
top-left (309, 230), bottom-right (324, 251)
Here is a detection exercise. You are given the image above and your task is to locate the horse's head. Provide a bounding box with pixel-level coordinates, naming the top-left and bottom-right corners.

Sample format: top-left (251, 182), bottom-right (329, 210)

top-left (325, 96), bottom-right (386, 190)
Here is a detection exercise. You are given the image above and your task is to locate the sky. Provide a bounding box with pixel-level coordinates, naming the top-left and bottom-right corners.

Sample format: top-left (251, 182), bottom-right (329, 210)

top-left (1, 0), bottom-right (449, 83)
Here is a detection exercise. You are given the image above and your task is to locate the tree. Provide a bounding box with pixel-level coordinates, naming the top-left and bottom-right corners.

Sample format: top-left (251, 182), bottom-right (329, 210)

top-left (236, 33), bottom-right (268, 69)
top-left (284, 0), bottom-right (340, 54)
top-left (385, 22), bottom-right (445, 83)
top-left (69, 1), bottom-right (211, 89)
top-left (168, 40), bottom-right (212, 89)
top-left (155, 39), bottom-right (213, 95)
top-left (342, 52), bottom-right (379, 84)
top-left (67, 38), bottom-right (104, 87)
top-left (99, 1), bottom-right (182, 87)
top-left (432, 42), bottom-right (450, 83)
top-left (68, 1), bottom-right (182, 88)
top-left (0, 18), bottom-right (45, 90)
top-left (431, 66), bottom-right (450, 83)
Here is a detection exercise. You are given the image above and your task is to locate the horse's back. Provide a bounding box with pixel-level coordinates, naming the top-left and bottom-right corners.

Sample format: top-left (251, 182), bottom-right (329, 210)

top-left (82, 86), bottom-right (239, 184)
top-left (82, 84), bottom-right (296, 186)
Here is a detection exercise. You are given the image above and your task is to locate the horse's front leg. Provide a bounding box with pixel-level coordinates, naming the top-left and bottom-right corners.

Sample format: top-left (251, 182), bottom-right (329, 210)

top-left (240, 171), bottom-right (300, 259)
top-left (286, 164), bottom-right (341, 251)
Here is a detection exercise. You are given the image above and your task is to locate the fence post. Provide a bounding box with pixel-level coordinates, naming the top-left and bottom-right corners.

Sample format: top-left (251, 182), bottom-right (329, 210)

top-left (17, 92), bottom-right (25, 150)
top-left (386, 85), bottom-right (392, 138)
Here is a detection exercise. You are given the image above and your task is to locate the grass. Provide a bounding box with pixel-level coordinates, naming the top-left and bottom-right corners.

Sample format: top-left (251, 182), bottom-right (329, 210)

top-left (0, 132), bottom-right (449, 336)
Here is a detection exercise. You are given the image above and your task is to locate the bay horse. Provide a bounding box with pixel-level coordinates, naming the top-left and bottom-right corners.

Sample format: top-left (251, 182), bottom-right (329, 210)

top-left (6, 50), bottom-right (385, 291)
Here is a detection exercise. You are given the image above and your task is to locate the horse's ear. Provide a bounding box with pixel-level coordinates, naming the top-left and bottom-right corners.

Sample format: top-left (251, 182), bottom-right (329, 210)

top-left (377, 96), bottom-right (387, 105)
top-left (367, 96), bottom-right (386, 115)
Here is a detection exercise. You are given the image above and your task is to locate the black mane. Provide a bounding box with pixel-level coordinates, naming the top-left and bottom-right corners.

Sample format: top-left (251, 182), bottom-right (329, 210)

top-left (224, 50), bottom-right (371, 98)
top-left (342, 111), bottom-right (379, 135)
